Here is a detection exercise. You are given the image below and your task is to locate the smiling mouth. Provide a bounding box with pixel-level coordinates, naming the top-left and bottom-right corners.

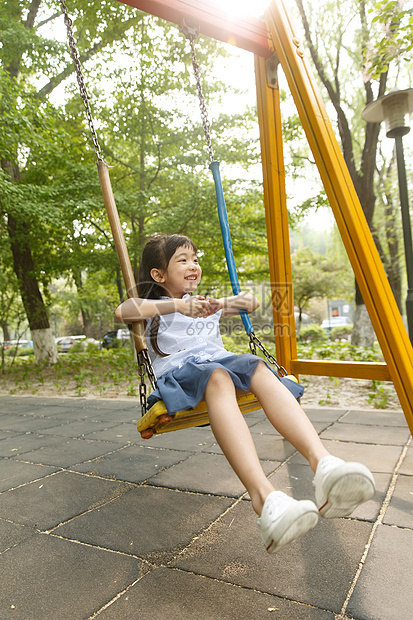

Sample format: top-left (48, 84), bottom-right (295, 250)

top-left (185, 275), bottom-right (198, 280)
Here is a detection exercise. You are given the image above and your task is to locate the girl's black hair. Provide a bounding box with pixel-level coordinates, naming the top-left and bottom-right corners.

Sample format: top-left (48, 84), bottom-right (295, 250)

top-left (138, 234), bottom-right (197, 357)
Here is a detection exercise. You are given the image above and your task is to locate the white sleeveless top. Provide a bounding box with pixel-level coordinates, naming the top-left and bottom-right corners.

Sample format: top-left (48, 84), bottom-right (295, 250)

top-left (146, 296), bottom-right (236, 378)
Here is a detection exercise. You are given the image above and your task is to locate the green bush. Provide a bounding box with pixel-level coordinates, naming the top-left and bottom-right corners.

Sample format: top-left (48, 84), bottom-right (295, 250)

top-left (4, 346), bottom-right (34, 357)
top-left (69, 342), bottom-right (84, 353)
top-left (297, 324), bottom-right (327, 343)
top-left (330, 325), bottom-right (353, 341)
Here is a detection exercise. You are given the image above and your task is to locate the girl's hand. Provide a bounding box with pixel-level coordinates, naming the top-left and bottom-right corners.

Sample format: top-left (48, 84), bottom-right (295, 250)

top-left (204, 297), bottom-right (222, 316)
top-left (178, 295), bottom-right (213, 318)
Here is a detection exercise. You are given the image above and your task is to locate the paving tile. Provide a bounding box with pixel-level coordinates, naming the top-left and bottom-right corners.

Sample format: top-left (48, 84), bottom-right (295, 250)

top-left (0, 519), bottom-right (36, 553)
top-left (290, 439), bottom-right (403, 474)
top-left (320, 422), bottom-right (410, 445)
top-left (0, 433), bottom-right (64, 458)
top-left (347, 524), bottom-right (413, 620)
top-left (0, 397), bottom-right (41, 414)
top-left (82, 421), bottom-right (140, 443)
top-left (0, 459), bottom-right (58, 492)
top-left (247, 418), bottom-right (280, 435)
top-left (38, 419), bottom-right (118, 438)
top-left (340, 408), bottom-right (408, 428)
top-left (97, 566), bottom-right (335, 620)
top-left (203, 433), bottom-right (297, 462)
top-left (172, 500), bottom-right (373, 614)
top-left (303, 407), bottom-right (348, 423)
top-left (0, 414), bottom-right (69, 432)
top-left (80, 407), bottom-right (138, 424)
top-left (0, 430), bottom-right (21, 441)
top-left (136, 426), bottom-right (217, 451)
top-left (53, 486), bottom-right (234, 563)
top-left (382, 474), bottom-right (413, 528)
top-left (398, 444), bottom-right (413, 475)
top-left (0, 534), bottom-right (142, 620)
top-left (71, 444), bottom-right (191, 483)
top-left (149, 451), bottom-right (279, 497)
top-left (0, 470), bottom-right (132, 530)
top-left (248, 413), bottom-right (340, 436)
top-left (12, 436), bottom-right (121, 467)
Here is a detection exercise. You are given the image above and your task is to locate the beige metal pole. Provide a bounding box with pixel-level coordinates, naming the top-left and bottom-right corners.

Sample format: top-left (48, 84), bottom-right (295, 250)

top-left (97, 160), bottom-right (147, 353)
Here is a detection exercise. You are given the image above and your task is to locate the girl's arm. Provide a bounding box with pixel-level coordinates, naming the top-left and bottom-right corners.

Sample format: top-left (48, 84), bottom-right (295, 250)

top-left (206, 291), bottom-right (260, 317)
top-left (115, 295), bottom-right (212, 323)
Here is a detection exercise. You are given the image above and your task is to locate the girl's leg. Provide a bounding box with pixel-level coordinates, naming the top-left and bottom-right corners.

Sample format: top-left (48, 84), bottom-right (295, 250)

top-left (249, 362), bottom-right (375, 517)
top-left (249, 362), bottom-right (330, 472)
top-left (204, 368), bottom-right (320, 554)
top-left (203, 368), bottom-right (274, 516)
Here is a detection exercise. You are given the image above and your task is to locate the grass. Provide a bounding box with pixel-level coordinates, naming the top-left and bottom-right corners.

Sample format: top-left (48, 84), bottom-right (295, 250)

top-left (0, 335), bottom-right (400, 409)
top-left (0, 348), bottom-right (139, 399)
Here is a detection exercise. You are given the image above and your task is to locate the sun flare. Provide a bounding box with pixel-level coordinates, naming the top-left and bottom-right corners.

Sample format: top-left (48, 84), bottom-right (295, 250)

top-left (218, 0), bottom-right (271, 20)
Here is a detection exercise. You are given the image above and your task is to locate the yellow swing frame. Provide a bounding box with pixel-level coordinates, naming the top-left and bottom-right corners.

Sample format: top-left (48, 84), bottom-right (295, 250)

top-left (64, 0), bottom-right (413, 438)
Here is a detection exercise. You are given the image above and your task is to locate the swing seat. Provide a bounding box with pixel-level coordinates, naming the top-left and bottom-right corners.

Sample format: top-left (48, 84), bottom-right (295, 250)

top-left (137, 391), bottom-right (262, 438)
top-left (137, 374), bottom-right (300, 438)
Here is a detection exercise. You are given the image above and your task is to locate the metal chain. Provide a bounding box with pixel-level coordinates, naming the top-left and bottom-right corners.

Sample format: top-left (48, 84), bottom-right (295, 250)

top-left (187, 37), bottom-right (215, 163)
top-left (61, 2), bottom-right (160, 414)
top-left (137, 350), bottom-right (157, 414)
top-left (182, 23), bottom-right (287, 378)
top-left (60, 1), bottom-right (104, 161)
top-left (249, 333), bottom-right (288, 377)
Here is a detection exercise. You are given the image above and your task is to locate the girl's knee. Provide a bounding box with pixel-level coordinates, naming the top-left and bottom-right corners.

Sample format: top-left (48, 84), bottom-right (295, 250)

top-left (205, 368), bottom-right (234, 394)
top-left (253, 360), bottom-right (270, 379)
top-left (207, 368), bottom-right (231, 385)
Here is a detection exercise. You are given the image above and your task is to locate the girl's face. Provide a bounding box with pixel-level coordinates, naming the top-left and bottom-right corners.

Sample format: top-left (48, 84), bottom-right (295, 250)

top-left (151, 244), bottom-right (201, 298)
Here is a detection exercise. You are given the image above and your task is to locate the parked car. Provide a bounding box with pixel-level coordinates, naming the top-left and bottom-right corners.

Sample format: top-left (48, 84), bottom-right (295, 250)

top-left (56, 335), bottom-right (100, 352)
top-left (102, 328), bottom-right (130, 349)
top-left (320, 316), bottom-right (353, 333)
top-left (2, 340), bottom-right (31, 350)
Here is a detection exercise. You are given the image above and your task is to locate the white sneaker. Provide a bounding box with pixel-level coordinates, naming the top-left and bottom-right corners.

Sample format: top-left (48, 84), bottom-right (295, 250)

top-left (314, 456), bottom-right (376, 518)
top-left (257, 491), bottom-right (319, 554)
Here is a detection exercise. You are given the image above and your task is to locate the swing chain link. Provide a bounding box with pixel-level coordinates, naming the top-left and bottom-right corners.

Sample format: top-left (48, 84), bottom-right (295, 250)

top-left (181, 23), bottom-right (215, 163)
top-left (249, 333), bottom-right (288, 377)
top-left (60, 1), bottom-right (104, 161)
top-left (137, 349), bottom-right (157, 414)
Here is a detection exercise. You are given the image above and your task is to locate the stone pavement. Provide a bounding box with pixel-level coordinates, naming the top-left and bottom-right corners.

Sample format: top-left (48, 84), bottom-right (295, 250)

top-left (0, 395), bottom-right (412, 620)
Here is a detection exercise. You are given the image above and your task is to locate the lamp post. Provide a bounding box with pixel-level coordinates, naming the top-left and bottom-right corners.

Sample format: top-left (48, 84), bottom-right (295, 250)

top-left (362, 88), bottom-right (413, 343)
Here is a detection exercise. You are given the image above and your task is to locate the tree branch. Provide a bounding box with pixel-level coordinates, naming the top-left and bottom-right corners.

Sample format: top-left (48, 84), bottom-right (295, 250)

top-left (294, 0), bottom-right (358, 182)
top-left (25, 0), bottom-right (42, 29)
top-left (35, 12), bottom-right (63, 30)
top-left (36, 40), bottom-right (104, 99)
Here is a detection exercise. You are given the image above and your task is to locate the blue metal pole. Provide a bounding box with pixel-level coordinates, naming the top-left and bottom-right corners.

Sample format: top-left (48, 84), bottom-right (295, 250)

top-left (209, 160), bottom-right (254, 335)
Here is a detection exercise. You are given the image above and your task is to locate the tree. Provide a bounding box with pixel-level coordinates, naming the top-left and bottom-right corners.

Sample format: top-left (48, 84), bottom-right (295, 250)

top-left (293, 0), bottom-right (413, 345)
top-left (291, 247), bottom-right (352, 330)
top-left (1, 1), bottom-right (269, 361)
top-left (0, 0), bottom-right (143, 362)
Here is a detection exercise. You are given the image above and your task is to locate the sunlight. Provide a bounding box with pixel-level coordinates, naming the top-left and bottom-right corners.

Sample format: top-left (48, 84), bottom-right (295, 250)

top-left (217, 0), bottom-right (271, 19)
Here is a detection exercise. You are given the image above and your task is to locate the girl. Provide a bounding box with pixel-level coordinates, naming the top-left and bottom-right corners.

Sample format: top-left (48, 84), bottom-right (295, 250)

top-left (115, 234), bottom-right (375, 554)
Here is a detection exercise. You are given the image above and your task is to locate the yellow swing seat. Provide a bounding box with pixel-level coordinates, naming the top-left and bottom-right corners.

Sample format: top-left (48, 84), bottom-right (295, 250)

top-left (137, 391), bottom-right (262, 438)
top-left (137, 374), bottom-right (299, 438)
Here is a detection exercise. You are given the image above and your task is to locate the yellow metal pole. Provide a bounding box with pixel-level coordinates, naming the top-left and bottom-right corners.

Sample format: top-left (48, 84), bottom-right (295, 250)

top-left (264, 0), bottom-right (413, 431)
top-left (254, 54), bottom-right (297, 374)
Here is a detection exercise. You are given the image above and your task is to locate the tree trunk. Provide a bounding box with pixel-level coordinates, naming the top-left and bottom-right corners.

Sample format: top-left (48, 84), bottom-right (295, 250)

top-left (1, 322), bottom-right (11, 342)
top-left (7, 211), bottom-right (58, 363)
top-left (72, 269), bottom-right (93, 337)
top-left (351, 299), bottom-right (376, 347)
